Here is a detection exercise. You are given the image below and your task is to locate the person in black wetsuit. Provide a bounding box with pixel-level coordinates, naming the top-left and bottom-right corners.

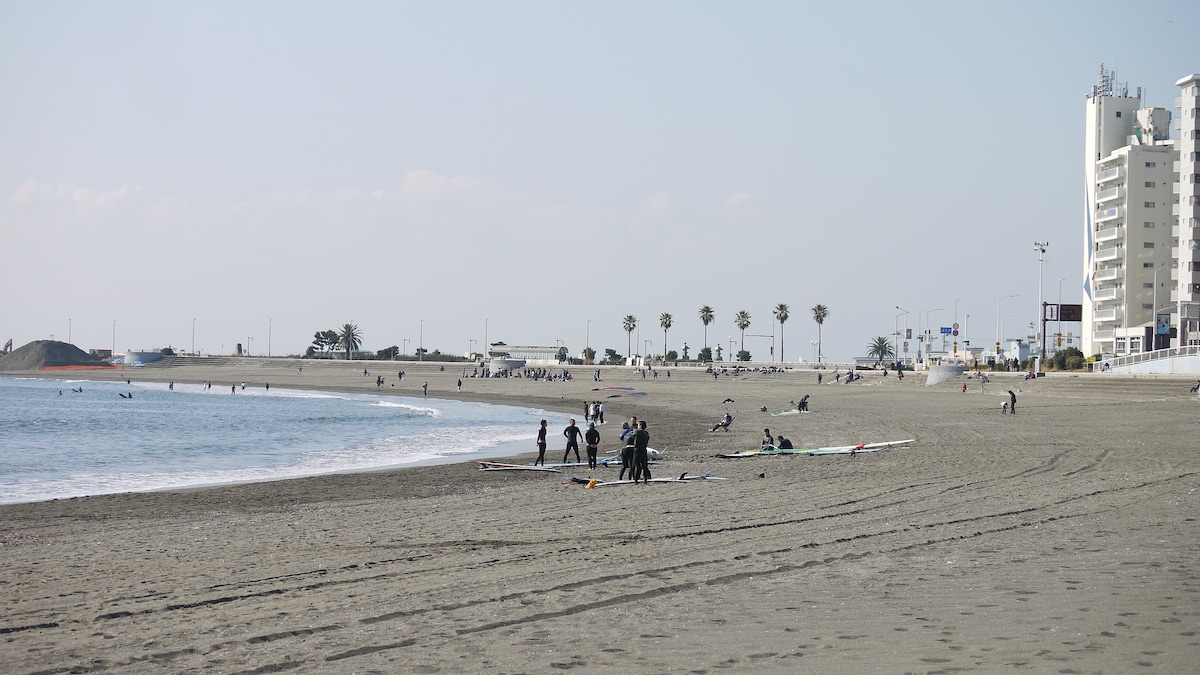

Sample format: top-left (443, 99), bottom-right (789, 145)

top-left (563, 419), bottom-right (583, 463)
top-left (632, 421), bottom-right (652, 484)
top-left (797, 395), bottom-right (809, 412)
top-left (619, 425), bottom-right (637, 480)
top-left (1008, 390), bottom-right (1017, 415)
top-left (535, 420), bottom-right (548, 465)
top-left (584, 422), bottom-right (601, 470)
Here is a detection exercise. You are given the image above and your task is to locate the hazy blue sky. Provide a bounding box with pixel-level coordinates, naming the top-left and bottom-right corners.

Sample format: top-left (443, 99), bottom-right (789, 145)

top-left (3, 1), bottom-right (1197, 362)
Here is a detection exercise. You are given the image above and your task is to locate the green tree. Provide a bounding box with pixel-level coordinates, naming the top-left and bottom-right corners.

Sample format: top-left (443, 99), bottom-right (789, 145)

top-left (734, 310), bottom-right (751, 352)
top-left (603, 348), bottom-right (623, 365)
top-left (659, 312), bottom-right (673, 360)
top-left (622, 315), bottom-right (638, 363)
top-left (811, 304), bottom-right (829, 362)
top-left (773, 303), bottom-right (790, 363)
top-left (582, 346), bottom-right (596, 364)
top-left (737, 349), bottom-right (751, 362)
top-left (698, 305), bottom-right (714, 349)
top-left (377, 345), bottom-right (399, 359)
top-left (698, 346), bottom-right (712, 362)
top-left (338, 323), bottom-right (363, 360)
top-left (866, 336), bottom-right (894, 365)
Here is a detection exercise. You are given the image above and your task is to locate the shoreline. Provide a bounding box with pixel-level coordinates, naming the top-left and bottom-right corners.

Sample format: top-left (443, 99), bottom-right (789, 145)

top-left (2, 362), bottom-right (1197, 672)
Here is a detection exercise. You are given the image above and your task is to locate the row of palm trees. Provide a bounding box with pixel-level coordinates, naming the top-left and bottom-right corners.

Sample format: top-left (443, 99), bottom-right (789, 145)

top-left (621, 304), bottom-right (830, 362)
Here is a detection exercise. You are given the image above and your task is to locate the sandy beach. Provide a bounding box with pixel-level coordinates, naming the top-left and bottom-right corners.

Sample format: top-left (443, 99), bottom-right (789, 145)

top-left (2, 359), bottom-right (1198, 673)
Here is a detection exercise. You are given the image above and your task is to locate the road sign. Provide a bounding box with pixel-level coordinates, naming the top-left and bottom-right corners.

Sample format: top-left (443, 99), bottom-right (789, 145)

top-left (952, 329), bottom-right (959, 336)
top-left (952, 322), bottom-right (959, 330)
top-left (940, 326), bottom-right (952, 335)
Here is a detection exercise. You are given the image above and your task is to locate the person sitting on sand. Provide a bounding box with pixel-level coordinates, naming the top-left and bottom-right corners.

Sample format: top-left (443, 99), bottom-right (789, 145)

top-left (761, 429), bottom-right (775, 450)
top-left (777, 435), bottom-right (793, 450)
top-left (710, 412), bottom-right (733, 432)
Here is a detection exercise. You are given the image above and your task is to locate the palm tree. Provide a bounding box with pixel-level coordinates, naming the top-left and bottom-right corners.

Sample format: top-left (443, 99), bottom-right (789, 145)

top-left (659, 312), bottom-right (673, 359)
top-left (734, 310), bottom-right (751, 354)
top-left (338, 322), bottom-right (363, 360)
top-left (811, 304), bottom-right (829, 363)
top-left (773, 303), bottom-right (790, 363)
top-left (698, 305), bottom-right (714, 349)
top-left (622, 315), bottom-right (638, 362)
top-left (866, 336), bottom-right (894, 365)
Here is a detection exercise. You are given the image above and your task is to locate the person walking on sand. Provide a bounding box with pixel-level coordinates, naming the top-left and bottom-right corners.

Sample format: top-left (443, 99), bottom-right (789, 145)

top-left (797, 394), bottom-right (810, 412)
top-left (1008, 390), bottom-right (1017, 415)
top-left (585, 422), bottom-right (601, 470)
top-left (535, 420), bottom-right (548, 466)
top-left (563, 419), bottom-right (584, 463)
top-left (632, 421), bottom-right (652, 484)
top-left (422, 382), bottom-right (428, 397)
top-left (457, 379), bottom-right (462, 392)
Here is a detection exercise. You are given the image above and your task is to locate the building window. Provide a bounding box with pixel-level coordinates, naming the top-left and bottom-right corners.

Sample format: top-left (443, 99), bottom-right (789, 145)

top-left (1116, 111), bottom-right (1122, 118)
top-left (1145, 181), bottom-right (1156, 188)
top-left (1146, 161), bottom-right (1156, 167)
top-left (1144, 242), bottom-right (1155, 248)
top-left (1144, 282), bottom-right (1154, 289)
top-left (1143, 304), bottom-right (1153, 311)
top-left (1145, 222), bottom-right (1155, 228)
top-left (1144, 262), bottom-right (1155, 268)
top-left (1145, 202), bottom-right (1155, 208)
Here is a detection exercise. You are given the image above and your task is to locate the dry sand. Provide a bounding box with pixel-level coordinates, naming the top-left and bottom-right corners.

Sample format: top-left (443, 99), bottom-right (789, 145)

top-left (2, 359), bottom-right (1198, 673)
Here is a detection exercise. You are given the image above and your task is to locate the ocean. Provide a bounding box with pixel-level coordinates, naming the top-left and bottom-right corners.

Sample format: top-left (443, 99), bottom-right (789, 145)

top-left (0, 376), bottom-right (550, 505)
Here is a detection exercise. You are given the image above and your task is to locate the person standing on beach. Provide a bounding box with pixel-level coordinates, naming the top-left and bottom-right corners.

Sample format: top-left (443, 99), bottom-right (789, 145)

top-left (1008, 390), bottom-right (1017, 415)
top-left (584, 422), bottom-right (601, 470)
top-left (422, 382), bottom-right (428, 396)
top-left (563, 419), bottom-right (584, 463)
top-left (535, 420), bottom-right (548, 465)
top-left (619, 425), bottom-right (637, 480)
top-left (598, 402), bottom-right (605, 424)
top-left (632, 421), bottom-right (652, 484)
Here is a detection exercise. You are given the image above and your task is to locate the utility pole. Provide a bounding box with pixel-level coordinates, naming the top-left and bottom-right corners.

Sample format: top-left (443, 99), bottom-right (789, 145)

top-left (1034, 241), bottom-right (1049, 369)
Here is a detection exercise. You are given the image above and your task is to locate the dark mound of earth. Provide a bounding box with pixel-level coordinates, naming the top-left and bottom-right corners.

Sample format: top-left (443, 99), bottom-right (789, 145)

top-left (0, 340), bottom-right (112, 371)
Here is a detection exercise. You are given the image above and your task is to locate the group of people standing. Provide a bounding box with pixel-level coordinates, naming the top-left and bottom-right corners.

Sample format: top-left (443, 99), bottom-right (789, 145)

top-left (582, 400), bottom-right (606, 425)
top-left (534, 416), bottom-right (653, 482)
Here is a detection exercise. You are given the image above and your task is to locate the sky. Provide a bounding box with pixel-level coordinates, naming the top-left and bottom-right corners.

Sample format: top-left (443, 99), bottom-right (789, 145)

top-left (2, 1), bottom-right (1198, 363)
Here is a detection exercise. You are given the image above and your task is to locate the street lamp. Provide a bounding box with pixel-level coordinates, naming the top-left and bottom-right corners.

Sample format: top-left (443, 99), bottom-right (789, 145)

top-left (469, 339), bottom-right (477, 358)
top-left (996, 294), bottom-right (1018, 357)
top-left (247, 336), bottom-right (253, 357)
top-left (268, 319), bottom-right (272, 358)
top-left (402, 338), bottom-right (410, 357)
top-left (1057, 277), bottom-right (1066, 354)
top-left (926, 308), bottom-right (944, 359)
top-left (586, 319), bottom-right (590, 358)
top-left (192, 318), bottom-right (196, 356)
top-left (419, 319), bottom-right (423, 361)
top-left (811, 339), bottom-right (819, 363)
top-left (1150, 265), bottom-right (1169, 351)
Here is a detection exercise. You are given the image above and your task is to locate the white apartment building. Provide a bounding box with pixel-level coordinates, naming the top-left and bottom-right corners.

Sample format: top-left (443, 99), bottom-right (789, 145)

top-left (1174, 73), bottom-right (1200, 347)
top-left (1083, 66), bottom-right (1176, 357)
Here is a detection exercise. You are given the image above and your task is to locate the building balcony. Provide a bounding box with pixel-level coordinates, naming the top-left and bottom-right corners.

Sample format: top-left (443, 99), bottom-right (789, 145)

top-left (1095, 226), bottom-right (1123, 242)
top-left (1097, 207), bottom-right (1122, 224)
top-left (1094, 287), bottom-right (1119, 301)
top-left (1093, 267), bottom-right (1121, 282)
top-left (1092, 330), bottom-right (1114, 342)
top-left (1096, 187), bottom-right (1121, 203)
top-left (1095, 246), bottom-right (1122, 262)
top-left (1093, 309), bottom-right (1119, 322)
top-left (1097, 167), bottom-right (1122, 183)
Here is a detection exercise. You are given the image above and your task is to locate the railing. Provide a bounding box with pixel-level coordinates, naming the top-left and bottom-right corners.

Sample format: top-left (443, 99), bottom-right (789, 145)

top-left (1093, 309), bottom-right (1118, 322)
top-left (1097, 167), bottom-right (1122, 183)
top-left (1092, 330), bottom-right (1114, 341)
top-left (1097, 187), bottom-right (1121, 202)
top-left (1095, 246), bottom-right (1122, 262)
top-left (1096, 226), bottom-right (1122, 242)
top-left (1094, 287), bottom-right (1118, 301)
top-left (1097, 207), bottom-right (1122, 223)
top-left (1111, 345), bottom-right (1200, 369)
top-left (1094, 267), bottom-right (1120, 281)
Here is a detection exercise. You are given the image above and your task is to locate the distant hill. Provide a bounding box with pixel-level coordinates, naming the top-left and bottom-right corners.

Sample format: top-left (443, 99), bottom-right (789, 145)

top-left (0, 340), bottom-right (112, 372)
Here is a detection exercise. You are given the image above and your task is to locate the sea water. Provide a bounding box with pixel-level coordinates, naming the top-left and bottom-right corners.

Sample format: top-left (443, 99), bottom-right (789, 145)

top-left (0, 376), bottom-right (550, 505)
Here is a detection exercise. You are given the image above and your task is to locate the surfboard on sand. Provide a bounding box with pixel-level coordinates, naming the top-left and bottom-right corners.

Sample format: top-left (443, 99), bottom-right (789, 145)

top-left (715, 439), bottom-right (914, 458)
top-left (477, 461), bottom-right (561, 473)
top-left (770, 409), bottom-right (800, 416)
top-left (565, 473), bottom-right (724, 487)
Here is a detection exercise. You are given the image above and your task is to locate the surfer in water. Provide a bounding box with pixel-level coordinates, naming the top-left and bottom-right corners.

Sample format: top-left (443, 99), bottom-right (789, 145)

top-left (535, 420), bottom-right (548, 466)
top-left (632, 421), bottom-right (652, 484)
top-left (584, 422), bottom-right (601, 470)
top-left (562, 419), bottom-right (583, 463)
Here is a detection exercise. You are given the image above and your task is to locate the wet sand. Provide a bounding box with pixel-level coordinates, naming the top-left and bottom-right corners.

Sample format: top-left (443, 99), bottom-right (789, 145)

top-left (2, 359), bottom-right (1198, 673)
